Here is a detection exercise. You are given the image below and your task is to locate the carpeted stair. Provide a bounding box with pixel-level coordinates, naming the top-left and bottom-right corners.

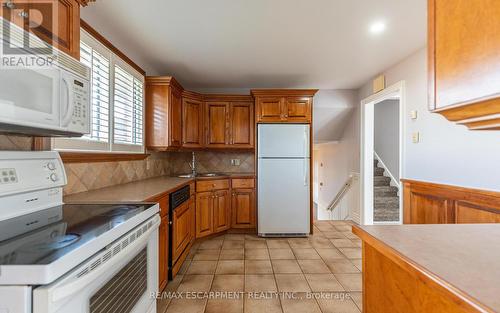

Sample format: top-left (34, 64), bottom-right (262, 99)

top-left (373, 159), bottom-right (400, 222)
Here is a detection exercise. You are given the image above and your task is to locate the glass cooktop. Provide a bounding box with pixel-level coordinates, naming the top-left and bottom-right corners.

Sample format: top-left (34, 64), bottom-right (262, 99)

top-left (0, 203), bottom-right (155, 266)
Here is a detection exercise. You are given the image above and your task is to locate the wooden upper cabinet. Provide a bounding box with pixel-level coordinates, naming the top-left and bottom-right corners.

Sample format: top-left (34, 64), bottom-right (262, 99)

top-left (205, 102), bottom-right (230, 148)
top-left (182, 92), bottom-right (204, 148)
top-left (145, 76), bottom-right (183, 150)
top-left (1, 0), bottom-right (81, 59)
top-left (229, 102), bottom-right (254, 148)
top-left (429, 0), bottom-right (500, 130)
top-left (286, 97), bottom-right (312, 122)
top-left (252, 90), bottom-right (318, 124)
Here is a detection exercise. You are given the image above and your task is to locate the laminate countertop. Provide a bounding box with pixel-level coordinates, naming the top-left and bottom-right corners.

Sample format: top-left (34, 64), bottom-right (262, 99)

top-left (353, 224), bottom-right (500, 312)
top-left (64, 173), bottom-right (255, 203)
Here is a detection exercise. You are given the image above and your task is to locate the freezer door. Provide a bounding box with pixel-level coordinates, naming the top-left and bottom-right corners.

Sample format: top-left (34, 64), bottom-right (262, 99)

top-left (258, 124), bottom-right (310, 158)
top-left (258, 158), bottom-right (310, 235)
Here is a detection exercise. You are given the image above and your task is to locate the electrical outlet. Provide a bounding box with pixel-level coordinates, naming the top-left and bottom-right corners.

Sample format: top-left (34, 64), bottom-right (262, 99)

top-left (410, 110), bottom-right (418, 120)
top-left (412, 132), bottom-right (420, 143)
top-left (231, 159), bottom-right (241, 166)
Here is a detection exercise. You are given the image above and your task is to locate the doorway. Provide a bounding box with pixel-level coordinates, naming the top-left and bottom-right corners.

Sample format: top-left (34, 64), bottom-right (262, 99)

top-left (360, 81), bottom-right (405, 225)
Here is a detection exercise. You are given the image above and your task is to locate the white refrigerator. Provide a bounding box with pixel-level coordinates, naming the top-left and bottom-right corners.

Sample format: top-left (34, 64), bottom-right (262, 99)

top-left (257, 124), bottom-right (310, 236)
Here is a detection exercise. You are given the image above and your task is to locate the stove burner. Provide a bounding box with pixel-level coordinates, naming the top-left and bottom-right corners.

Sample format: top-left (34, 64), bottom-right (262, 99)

top-left (20, 233), bottom-right (81, 252)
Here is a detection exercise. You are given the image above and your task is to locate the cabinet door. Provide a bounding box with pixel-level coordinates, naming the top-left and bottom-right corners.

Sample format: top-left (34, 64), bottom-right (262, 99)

top-left (196, 192), bottom-right (213, 238)
top-left (158, 215), bottom-right (168, 291)
top-left (182, 98), bottom-right (204, 148)
top-left (206, 102), bottom-right (229, 148)
top-left (172, 201), bottom-right (191, 263)
top-left (232, 189), bottom-right (256, 228)
top-left (229, 102), bottom-right (254, 148)
top-left (285, 97), bottom-right (312, 123)
top-left (213, 190), bottom-right (231, 232)
top-left (256, 97), bottom-right (285, 122)
top-left (189, 195), bottom-right (196, 242)
top-left (170, 88), bottom-right (182, 147)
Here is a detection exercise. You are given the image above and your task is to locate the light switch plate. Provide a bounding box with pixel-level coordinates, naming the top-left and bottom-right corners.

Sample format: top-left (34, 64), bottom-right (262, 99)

top-left (231, 159), bottom-right (240, 166)
top-left (412, 132), bottom-right (420, 143)
top-left (410, 110), bottom-right (418, 119)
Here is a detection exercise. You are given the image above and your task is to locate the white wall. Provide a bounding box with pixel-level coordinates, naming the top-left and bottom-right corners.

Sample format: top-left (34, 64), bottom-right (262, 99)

top-left (374, 99), bottom-right (400, 180)
top-left (359, 48), bottom-right (500, 192)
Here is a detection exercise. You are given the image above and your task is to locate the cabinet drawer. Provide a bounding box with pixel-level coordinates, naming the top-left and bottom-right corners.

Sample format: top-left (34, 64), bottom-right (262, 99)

top-left (232, 178), bottom-right (255, 189)
top-left (196, 179), bottom-right (230, 192)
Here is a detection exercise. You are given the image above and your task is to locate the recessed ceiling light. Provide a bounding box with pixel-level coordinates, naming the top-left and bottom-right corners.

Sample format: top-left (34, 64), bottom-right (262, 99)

top-left (369, 21), bottom-right (386, 34)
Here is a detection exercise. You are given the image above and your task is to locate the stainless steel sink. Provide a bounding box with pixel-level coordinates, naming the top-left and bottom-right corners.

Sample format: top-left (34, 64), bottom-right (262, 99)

top-left (177, 173), bottom-right (226, 178)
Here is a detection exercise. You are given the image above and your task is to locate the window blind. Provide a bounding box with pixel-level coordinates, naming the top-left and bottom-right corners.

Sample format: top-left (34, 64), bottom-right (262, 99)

top-left (113, 65), bottom-right (143, 146)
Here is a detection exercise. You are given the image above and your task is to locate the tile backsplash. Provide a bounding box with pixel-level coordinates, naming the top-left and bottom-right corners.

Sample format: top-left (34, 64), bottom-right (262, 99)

top-left (0, 135), bottom-right (33, 151)
top-left (169, 151), bottom-right (255, 175)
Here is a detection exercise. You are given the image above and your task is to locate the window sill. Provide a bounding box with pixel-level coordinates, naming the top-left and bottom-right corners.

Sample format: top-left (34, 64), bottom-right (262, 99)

top-left (60, 152), bottom-right (150, 163)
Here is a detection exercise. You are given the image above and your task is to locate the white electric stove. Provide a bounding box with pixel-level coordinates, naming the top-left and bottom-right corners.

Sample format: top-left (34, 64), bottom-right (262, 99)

top-left (0, 151), bottom-right (160, 313)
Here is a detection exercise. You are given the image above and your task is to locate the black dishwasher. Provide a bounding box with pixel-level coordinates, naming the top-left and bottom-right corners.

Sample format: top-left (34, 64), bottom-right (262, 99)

top-left (168, 184), bottom-right (190, 279)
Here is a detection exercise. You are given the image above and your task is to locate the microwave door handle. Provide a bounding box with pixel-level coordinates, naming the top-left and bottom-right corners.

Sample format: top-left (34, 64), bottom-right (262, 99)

top-left (61, 77), bottom-right (74, 127)
top-left (51, 216), bottom-right (160, 303)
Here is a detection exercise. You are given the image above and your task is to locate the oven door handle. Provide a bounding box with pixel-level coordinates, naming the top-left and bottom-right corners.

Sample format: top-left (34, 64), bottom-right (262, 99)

top-left (51, 216), bottom-right (160, 302)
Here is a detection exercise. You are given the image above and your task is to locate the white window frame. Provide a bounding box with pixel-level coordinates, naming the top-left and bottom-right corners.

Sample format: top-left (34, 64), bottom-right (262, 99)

top-left (53, 29), bottom-right (145, 154)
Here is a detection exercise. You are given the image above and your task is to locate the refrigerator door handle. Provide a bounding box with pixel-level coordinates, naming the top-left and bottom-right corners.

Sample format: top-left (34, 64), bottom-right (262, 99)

top-left (304, 127), bottom-right (308, 156)
top-left (303, 159), bottom-right (309, 186)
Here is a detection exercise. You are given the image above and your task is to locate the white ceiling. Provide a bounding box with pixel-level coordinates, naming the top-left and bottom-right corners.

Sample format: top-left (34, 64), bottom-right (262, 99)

top-left (81, 0), bottom-right (426, 90)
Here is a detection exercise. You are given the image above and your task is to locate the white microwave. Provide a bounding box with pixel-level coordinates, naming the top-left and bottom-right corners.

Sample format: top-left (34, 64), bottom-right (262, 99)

top-left (0, 54), bottom-right (91, 137)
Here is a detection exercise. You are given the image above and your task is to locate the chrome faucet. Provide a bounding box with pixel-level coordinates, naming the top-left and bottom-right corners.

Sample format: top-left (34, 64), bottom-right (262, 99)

top-left (188, 152), bottom-right (197, 177)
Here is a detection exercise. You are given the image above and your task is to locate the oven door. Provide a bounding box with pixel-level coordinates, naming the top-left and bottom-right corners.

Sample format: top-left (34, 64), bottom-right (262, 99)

top-left (33, 215), bottom-right (160, 313)
top-left (0, 68), bottom-right (61, 129)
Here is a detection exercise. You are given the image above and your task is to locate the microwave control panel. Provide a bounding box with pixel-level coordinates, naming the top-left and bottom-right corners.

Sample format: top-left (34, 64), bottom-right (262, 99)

top-left (69, 78), bottom-right (90, 134)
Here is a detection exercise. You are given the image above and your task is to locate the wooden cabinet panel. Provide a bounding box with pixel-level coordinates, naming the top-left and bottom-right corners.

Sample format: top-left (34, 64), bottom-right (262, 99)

top-left (172, 201), bottom-right (191, 263)
top-left (256, 97), bottom-right (284, 122)
top-left (213, 190), bottom-right (231, 232)
top-left (158, 215), bottom-right (168, 291)
top-left (157, 195), bottom-right (169, 217)
top-left (196, 179), bottom-right (230, 192)
top-left (196, 191), bottom-right (213, 238)
top-left (428, 0), bottom-right (500, 130)
top-left (286, 97), bottom-right (312, 122)
top-left (409, 193), bottom-right (450, 224)
top-left (455, 202), bottom-right (500, 224)
top-left (206, 102), bottom-right (229, 147)
top-left (146, 77), bottom-right (183, 150)
top-left (232, 178), bottom-right (255, 189)
top-left (189, 195), bottom-right (196, 242)
top-left (182, 97), bottom-right (204, 148)
top-left (229, 102), bottom-right (254, 148)
top-left (232, 188), bottom-right (255, 228)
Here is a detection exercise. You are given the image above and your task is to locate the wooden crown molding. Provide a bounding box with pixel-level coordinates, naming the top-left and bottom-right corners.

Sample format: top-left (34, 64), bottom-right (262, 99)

top-left (81, 20), bottom-right (146, 76)
top-left (60, 152), bottom-right (150, 163)
top-left (181, 90), bottom-right (203, 101)
top-left (203, 94), bottom-right (254, 102)
top-left (76, 0), bottom-right (96, 6)
top-left (433, 100), bottom-right (500, 130)
top-left (146, 76), bottom-right (184, 91)
top-left (250, 89), bottom-right (319, 97)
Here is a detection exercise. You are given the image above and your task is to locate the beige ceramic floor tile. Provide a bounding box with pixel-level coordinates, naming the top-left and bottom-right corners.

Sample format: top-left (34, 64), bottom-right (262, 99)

top-left (297, 259), bottom-right (331, 273)
top-left (245, 234), bottom-right (266, 241)
top-left (317, 297), bottom-right (360, 313)
top-left (310, 237), bottom-right (335, 249)
top-left (164, 274), bottom-right (183, 292)
top-left (199, 239), bottom-right (223, 249)
top-left (335, 273), bottom-right (362, 291)
top-left (275, 274), bottom-right (311, 292)
top-left (316, 248), bottom-right (347, 261)
top-left (244, 274), bottom-right (277, 292)
top-left (216, 260), bottom-right (245, 274)
top-left (193, 249), bottom-right (220, 260)
top-left (325, 259), bottom-right (360, 274)
top-left (157, 297), bottom-right (171, 313)
top-left (177, 275), bottom-right (214, 292)
top-left (244, 295), bottom-right (283, 313)
top-left (350, 292), bottom-right (363, 311)
top-left (220, 249), bottom-right (245, 260)
top-left (331, 239), bottom-right (357, 248)
top-left (166, 298), bottom-right (207, 313)
top-left (351, 259), bottom-right (362, 271)
top-left (225, 234), bottom-right (245, 241)
top-left (292, 248), bottom-right (321, 260)
top-left (321, 231), bottom-right (347, 239)
top-left (305, 274), bottom-right (344, 292)
top-left (205, 298), bottom-right (244, 313)
top-left (211, 275), bottom-right (244, 292)
top-left (245, 240), bottom-right (268, 249)
top-left (245, 248), bottom-right (270, 260)
top-left (271, 259), bottom-right (302, 273)
top-left (223, 240), bottom-right (245, 249)
top-left (187, 261), bottom-right (218, 275)
top-left (288, 239), bottom-right (313, 249)
top-left (339, 247), bottom-right (362, 259)
top-left (280, 293), bottom-right (322, 313)
top-left (178, 259), bottom-right (192, 274)
top-left (269, 249), bottom-right (295, 260)
top-left (245, 260), bottom-right (273, 274)
top-left (266, 239), bottom-right (290, 249)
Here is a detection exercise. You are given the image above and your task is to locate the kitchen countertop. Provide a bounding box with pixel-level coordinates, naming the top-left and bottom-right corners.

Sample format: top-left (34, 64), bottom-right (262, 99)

top-left (352, 224), bottom-right (500, 312)
top-left (64, 173), bottom-right (255, 203)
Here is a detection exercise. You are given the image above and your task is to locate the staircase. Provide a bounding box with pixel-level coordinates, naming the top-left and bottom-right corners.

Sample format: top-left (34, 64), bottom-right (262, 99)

top-left (373, 159), bottom-right (400, 222)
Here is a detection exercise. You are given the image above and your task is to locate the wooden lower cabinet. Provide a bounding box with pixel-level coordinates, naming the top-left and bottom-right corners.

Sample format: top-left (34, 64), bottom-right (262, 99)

top-left (213, 190), bottom-right (231, 232)
top-left (403, 179), bottom-right (500, 224)
top-left (232, 188), bottom-right (255, 228)
top-left (196, 191), bottom-right (214, 238)
top-left (171, 201), bottom-right (192, 263)
top-left (158, 215), bottom-right (168, 291)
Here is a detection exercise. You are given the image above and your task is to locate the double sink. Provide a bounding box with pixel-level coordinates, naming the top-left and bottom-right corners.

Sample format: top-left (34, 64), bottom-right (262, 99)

top-left (177, 173), bottom-right (226, 178)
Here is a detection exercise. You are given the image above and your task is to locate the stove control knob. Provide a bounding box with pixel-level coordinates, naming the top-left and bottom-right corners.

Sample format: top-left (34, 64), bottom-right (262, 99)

top-left (47, 162), bottom-right (56, 170)
top-left (50, 173), bottom-right (59, 182)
